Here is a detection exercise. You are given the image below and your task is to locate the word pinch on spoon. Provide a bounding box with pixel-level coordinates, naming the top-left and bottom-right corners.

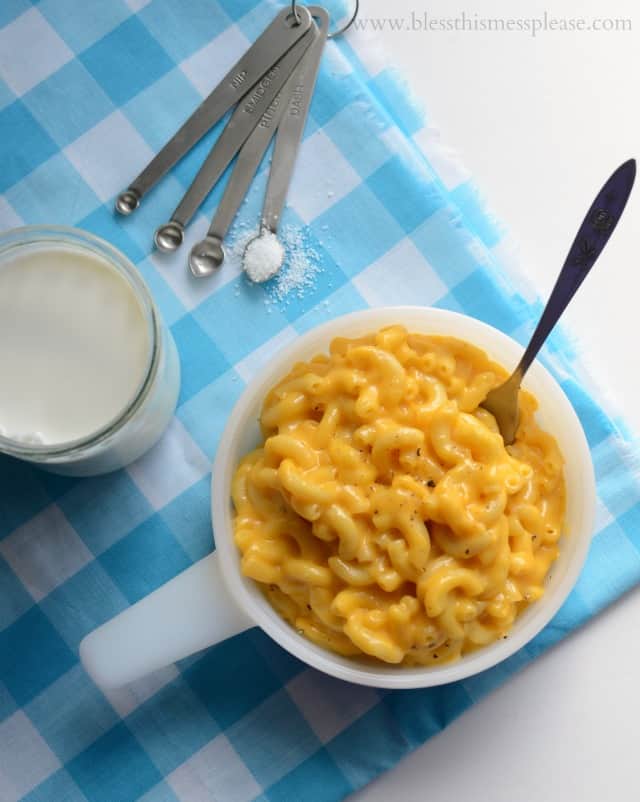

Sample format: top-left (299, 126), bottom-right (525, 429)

top-left (481, 158), bottom-right (635, 444)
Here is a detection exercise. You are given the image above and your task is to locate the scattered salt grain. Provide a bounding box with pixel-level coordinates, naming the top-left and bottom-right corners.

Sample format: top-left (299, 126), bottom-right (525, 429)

top-left (243, 230), bottom-right (284, 283)
top-left (227, 220), bottom-right (322, 305)
top-left (269, 224), bottom-right (320, 304)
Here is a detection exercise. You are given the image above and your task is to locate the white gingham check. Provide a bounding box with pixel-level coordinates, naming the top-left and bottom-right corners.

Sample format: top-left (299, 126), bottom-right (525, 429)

top-left (1, 2), bottom-right (640, 801)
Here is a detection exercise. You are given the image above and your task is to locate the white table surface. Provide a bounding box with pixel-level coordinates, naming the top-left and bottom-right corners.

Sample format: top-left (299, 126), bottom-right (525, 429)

top-left (350, 0), bottom-right (640, 800)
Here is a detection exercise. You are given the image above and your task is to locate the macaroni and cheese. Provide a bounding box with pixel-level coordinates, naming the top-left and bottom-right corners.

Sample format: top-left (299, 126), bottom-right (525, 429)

top-left (232, 326), bottom-right (565, 665)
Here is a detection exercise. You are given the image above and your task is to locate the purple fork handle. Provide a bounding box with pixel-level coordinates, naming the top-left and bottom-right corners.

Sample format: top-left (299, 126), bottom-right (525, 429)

top-left (517, 158), bottom-right (636, 377)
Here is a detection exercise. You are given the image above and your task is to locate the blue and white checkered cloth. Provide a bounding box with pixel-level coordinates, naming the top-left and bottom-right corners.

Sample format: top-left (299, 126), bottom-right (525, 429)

top-left (2, 2), bottom-right (640, 801)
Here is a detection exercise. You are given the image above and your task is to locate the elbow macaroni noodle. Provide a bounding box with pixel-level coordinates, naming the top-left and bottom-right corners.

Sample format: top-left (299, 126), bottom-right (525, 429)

top-left (232, 326), bottom-right (565, 666)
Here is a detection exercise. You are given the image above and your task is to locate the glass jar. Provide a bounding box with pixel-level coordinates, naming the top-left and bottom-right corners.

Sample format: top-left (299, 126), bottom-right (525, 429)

top-left (0, 226), bottom-right (180, 476)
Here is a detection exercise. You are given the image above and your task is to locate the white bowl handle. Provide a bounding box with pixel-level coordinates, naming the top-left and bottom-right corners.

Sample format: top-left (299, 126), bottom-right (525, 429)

top-left (79, 551), bottom-right (252, 689)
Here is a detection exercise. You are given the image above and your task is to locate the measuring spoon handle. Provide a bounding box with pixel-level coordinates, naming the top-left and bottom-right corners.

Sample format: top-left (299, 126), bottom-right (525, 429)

top-left (116, 6), bottom-right (312, 214)
top-left (155, 27), bottom-right (316, 251)
top-left (172, 27), bottom-right (315, 230)
top-left (517, 158), bottom-right (636, 377)
top-left (207, 63), bottom-right (301, 240)
top-left (261, 7), bottom-right (329, 233)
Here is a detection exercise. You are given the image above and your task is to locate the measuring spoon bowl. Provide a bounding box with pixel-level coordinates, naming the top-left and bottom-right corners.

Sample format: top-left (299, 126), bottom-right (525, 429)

top-left (154, 221), bottom-right (185, 252)
top-left (189, 235), bottom-right (225, 278)
top-left (115, 189), bottom-right (140, 216)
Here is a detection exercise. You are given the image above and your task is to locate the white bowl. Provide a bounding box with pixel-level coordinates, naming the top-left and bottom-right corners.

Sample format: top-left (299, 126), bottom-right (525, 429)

top-left (212, 306), bottom-right (596, 689)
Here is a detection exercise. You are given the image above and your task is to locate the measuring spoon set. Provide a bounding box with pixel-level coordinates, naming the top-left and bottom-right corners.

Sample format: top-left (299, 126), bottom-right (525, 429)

top-left (116, 4), bottom-right (353, 281)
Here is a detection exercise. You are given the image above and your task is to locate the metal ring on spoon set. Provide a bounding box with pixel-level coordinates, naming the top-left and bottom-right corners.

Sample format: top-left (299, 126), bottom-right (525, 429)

top-left (290, 0), bottom-right (359, 38)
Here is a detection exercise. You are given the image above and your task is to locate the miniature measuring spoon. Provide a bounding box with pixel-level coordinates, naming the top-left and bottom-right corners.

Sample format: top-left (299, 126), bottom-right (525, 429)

top-left (188, 50), bottom-right (306, 277)
top-left (243, 6), bottom-right (329, 283)
top-left (481, 158), bottom-right (636, 444)
top-left (155, 26), bottom-right (315, 253)
top-left (115, 6), bottom-right (312, 216)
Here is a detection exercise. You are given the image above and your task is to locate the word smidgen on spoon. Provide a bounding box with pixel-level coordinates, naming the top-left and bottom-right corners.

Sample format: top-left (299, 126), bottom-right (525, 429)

top-left (481, 158), bottom-right (636, 445)
top-left (114, 5), bottom-right (313, 217)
